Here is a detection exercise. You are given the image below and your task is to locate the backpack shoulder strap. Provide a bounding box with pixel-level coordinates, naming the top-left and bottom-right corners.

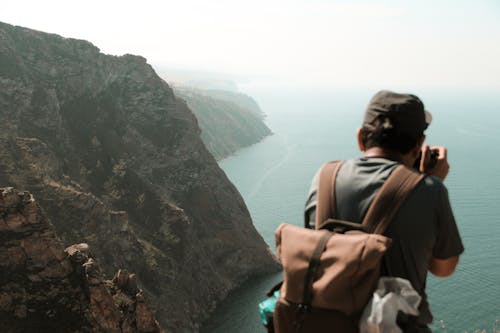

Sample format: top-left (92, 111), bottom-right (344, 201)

top-left (315, 160), bottom-right (344, 229)
top-left (362, 164), bottom-right (425, 234)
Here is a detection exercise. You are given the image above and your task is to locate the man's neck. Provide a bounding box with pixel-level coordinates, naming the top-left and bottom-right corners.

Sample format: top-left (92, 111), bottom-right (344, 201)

top-left (363, 147), bottom-right (414, 167)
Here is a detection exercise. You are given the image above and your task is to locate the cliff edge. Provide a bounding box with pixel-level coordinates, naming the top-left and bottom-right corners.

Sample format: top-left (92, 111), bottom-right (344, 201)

top-left (0, 21), bottom-right (279, 332)
top-left (173, 86), bottom-right (272, 160)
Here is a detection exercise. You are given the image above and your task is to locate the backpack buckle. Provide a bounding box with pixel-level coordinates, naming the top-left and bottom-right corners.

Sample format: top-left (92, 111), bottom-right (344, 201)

top-left (294, 303), bottom-right (310, 330)
top-left (296, 303), bottom-right (310, 313)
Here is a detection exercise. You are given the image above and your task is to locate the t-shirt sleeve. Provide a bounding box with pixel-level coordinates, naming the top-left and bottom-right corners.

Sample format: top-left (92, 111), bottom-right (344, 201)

top-left (432, 182), bottom-right (465, 259)
top-left (304, 168), bottom-right (321, 229)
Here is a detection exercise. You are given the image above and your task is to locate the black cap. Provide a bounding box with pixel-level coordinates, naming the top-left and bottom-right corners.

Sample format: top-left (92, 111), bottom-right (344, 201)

top-left (363, 90), bottom-right (432, 138)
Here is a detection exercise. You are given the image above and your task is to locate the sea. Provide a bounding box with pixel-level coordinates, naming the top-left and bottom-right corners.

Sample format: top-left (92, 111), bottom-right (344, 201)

top-left (200, 87), bottom-right (500, 333)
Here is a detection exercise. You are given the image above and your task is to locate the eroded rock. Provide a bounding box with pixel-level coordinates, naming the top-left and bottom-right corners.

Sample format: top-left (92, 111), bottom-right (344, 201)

top-left (0, 187), bottom-right (163, 333)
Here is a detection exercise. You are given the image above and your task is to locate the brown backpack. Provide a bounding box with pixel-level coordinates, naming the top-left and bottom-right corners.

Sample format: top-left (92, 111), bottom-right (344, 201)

top-left (273, 161), bottom-right (424, 333)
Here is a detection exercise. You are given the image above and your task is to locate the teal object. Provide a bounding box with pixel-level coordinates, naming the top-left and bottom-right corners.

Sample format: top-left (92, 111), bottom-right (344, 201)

top-left (258, 290), bottom-right (280, 326)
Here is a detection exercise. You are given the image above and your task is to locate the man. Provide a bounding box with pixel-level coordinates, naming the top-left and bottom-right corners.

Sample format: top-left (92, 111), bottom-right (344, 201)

top-left (304, 90), bottom-right (464, 332)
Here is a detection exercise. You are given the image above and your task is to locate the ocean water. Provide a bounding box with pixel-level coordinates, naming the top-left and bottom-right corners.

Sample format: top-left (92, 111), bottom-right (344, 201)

top-left (201, 88), bottom-right (500, 333)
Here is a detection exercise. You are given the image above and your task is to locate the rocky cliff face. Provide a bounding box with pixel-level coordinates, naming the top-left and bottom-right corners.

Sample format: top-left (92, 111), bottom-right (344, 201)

top-left (199, 89), bottom-right (265, 118)
top-left (0, 187), bottom-right (162, 333)
top-left (0, 21), bottom-right (279, 332)
top-left (173, 86), bottom-right (272, 160)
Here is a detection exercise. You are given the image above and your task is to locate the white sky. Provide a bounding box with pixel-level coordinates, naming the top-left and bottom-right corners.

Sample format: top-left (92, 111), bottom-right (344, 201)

top-left (2, 0), bottom-right (500, 90)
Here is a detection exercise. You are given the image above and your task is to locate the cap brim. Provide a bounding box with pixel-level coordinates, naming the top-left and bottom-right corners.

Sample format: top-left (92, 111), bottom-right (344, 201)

top-left (424, 110), bottom-right (432, 126)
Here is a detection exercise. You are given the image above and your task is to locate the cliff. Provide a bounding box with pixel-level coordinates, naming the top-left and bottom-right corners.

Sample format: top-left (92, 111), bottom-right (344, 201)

top-left (0, 21), bottom-right (279, 332)
top-left (0, 187), bottom-right (162, 333)
top-left (173, 86), bottom-right (272, 160)
top-left (199, 89), bottom-right (265, 117)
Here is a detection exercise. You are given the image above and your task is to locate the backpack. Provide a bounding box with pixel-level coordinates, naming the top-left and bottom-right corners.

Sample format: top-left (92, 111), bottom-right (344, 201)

top-left (271, 160), bottom-right (424, 333)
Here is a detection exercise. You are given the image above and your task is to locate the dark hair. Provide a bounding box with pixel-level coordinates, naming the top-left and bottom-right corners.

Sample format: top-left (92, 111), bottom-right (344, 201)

top-left (361, 115), bottom-right (422, 154)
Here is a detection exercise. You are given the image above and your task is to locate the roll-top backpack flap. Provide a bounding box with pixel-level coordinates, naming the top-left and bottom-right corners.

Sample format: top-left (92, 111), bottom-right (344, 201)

top-left (274, 223), bottom-right (287, 257)
top-left (347, 234), bottom-right (393, 310)
top-left (275, 223), bottom-right (331, 304)
top-left (276, 224), bottom-right (391, 314)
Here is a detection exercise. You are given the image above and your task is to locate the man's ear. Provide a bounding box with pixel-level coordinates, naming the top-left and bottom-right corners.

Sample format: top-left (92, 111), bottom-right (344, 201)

top-left (357, 128), bottom-right (365, 151)
top-left (418, 135), bottom-right (426, 150)
top-left (411, 135), bottom-right (426, 158)
top-left (418, 135), bottom-right (425, 149)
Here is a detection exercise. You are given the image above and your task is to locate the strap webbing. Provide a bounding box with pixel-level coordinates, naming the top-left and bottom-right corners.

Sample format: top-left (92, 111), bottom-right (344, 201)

top-left (316, 161), bottom-right (424, 234)
top-left (315, 161), bottom-right (343, 229)
top-left (301, 231), bottom-right (334, 307)
top-left (361, 165), bottom-right (424, 234)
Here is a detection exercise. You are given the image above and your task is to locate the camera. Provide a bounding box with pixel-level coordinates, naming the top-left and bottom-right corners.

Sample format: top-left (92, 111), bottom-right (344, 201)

top-left (414, 149), bottom-right (439, 170)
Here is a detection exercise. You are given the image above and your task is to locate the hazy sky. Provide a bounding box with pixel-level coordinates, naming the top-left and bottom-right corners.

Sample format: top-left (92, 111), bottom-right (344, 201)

top-left (2, 0), bottom-right (500, 90)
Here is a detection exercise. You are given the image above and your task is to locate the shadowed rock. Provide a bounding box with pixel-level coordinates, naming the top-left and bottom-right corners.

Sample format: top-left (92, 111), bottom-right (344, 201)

top-left (0, 187), bottom-right (163, 333)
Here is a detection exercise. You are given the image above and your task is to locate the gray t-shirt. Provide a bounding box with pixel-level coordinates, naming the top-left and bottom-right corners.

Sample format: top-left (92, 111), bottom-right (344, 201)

top-left (304, 157), bottom-right (464, 327)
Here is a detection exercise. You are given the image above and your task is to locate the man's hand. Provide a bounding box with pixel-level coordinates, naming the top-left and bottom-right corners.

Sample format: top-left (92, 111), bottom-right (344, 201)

top-left (419, 145), bottom-right (449, 181)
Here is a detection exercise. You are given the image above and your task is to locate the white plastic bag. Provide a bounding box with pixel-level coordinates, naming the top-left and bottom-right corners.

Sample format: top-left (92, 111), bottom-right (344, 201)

top-left (359, 277), bottom-right (422, 333)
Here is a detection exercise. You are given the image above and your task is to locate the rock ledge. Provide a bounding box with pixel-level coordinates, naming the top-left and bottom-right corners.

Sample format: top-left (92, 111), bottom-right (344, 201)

top-left (0, 187), bottom-right (163, 333)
